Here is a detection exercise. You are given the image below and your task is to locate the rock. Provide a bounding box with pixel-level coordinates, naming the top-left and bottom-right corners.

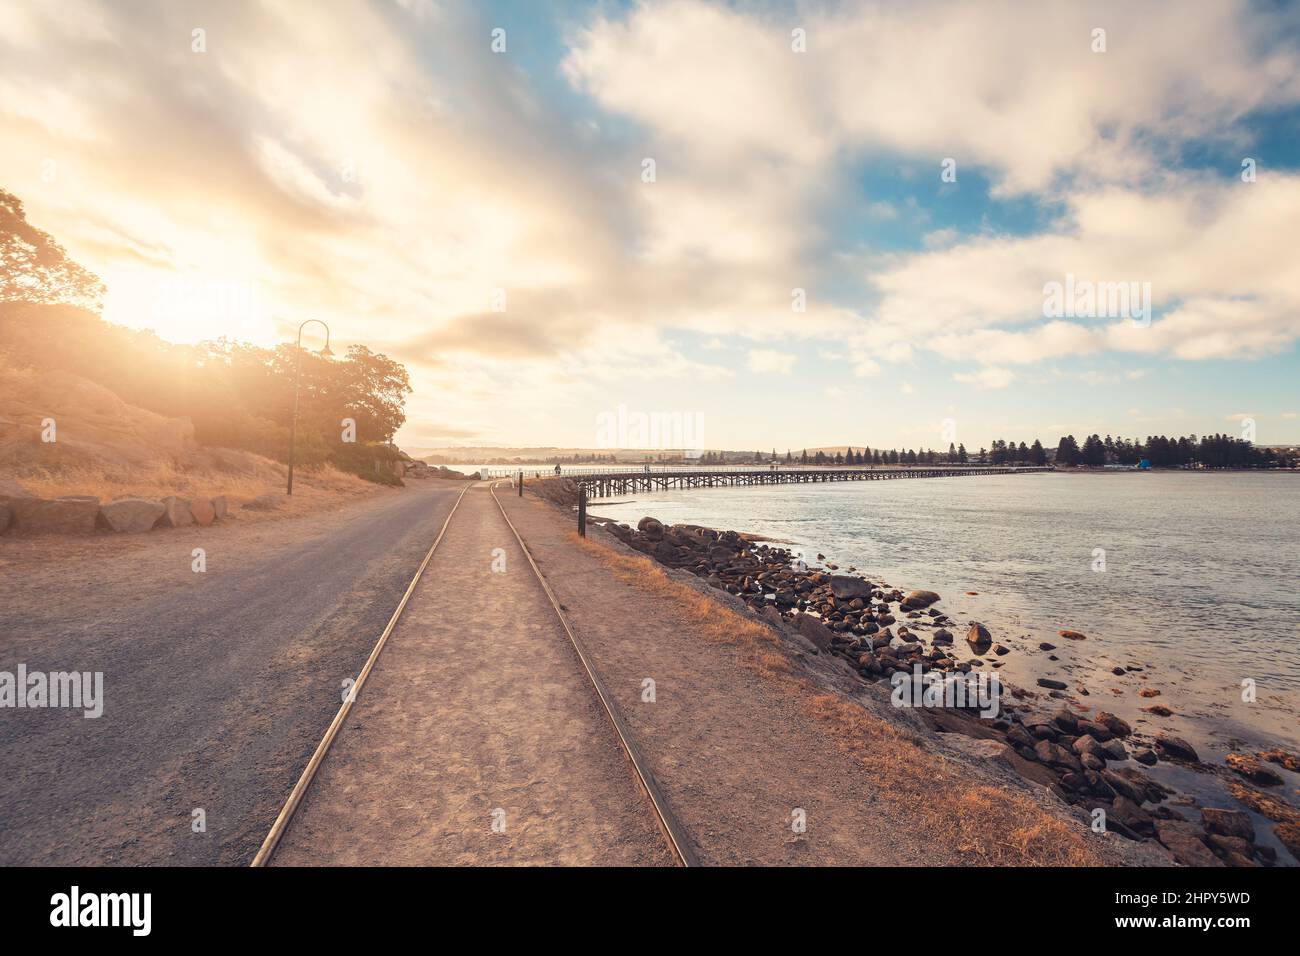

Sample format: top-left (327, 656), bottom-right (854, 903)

top-left (1033, 739), bottom-right (1082, 771)
top-left (1274, 823), bottom-right (1300, 860)
top-left (1134, 748), bottom-right (1158, 766)
top-left (1142, 704), bottom-right (1173, 717)
top-left (1138, 687), bottom-right (1161, 698)
top-left (157, 496), bottom-right (195, 527)
top-left (1154, 734), bottom-right (1199, 763)
top-left (0, 478), bottom-right (34, 498)
top-left (7, 495), bottom-right (100, 534)
top-left (1153, 819), bottom-right (1222, 867)
top-left (1101, 769), bottom-right (1144, 803)
top-left (1200, 808), bottom-right (1254, 840)
top-left (242, 494), bottom-right (284, 512)
top-left (901, 589), bottom-right (940, 609)
top-left (992, 643), bottom-right (1010, 656)
top-left (966, 622), bottom-right (992, 651)
top-left (1052, 709), bottom-right (1080, 734)
top-left (190, 498), bottom-right (217, 527)
top-left (1111, 795), bottom-right (1153, 834)
top-left (795, 613), bottom-right (834, 652)
top-left (1096, 712), bottom-right (1132, 737)
top-left (1224, 753), bottom-right (1284, 786)
top-left (1037, 678), bottom-right (1068, 690)
top-left (931, 628), bottom-right (953, 645)
top-left (1076, 720), bottom-right (1113, 742)
top-left (1058, 629), bottom-right (1087, 640)
top-left (1038, 642), bottom-right (1056, 651)
top-left (1256, 748), bottom-right (1300, 773)
top-left (212, 496), bottom-right (228, 520)
top-left (0, 503), bottom-right (10, 535)
top-left (829, 575), bottom-right (873, 600)
top-left (99, 498), bottom-right (165, 533)
top-left (637, 517), bottom-right (665, 541)
top-left (1072, 734), bottom-right (1105, 758)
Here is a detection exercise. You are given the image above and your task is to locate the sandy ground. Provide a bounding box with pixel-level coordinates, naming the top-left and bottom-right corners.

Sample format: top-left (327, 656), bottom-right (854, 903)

top-left (0, 479), bottom-right (466, 865)
top-left (272, 484), bottom-right (673, 866)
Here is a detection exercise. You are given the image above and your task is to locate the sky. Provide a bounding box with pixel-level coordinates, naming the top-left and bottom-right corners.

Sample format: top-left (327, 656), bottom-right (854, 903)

top-left (2, 0), bottom-right (1299, 452)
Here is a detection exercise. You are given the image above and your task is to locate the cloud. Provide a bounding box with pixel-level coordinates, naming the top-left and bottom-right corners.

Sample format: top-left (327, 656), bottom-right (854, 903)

top-left (747, 348), bottom-right (797, 374)
top-left (954, 367), bottom-right (1016, 390)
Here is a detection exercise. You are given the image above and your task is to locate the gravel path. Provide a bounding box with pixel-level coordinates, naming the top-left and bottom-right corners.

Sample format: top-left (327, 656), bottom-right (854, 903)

top-left (0, 480), bottom-right (462, 865)
top-left (271, 485), bottom-right (674, 866)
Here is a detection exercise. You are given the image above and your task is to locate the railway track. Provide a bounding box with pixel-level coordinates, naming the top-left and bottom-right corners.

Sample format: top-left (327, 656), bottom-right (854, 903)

top-left (250, 479), bottom-right (695, 867)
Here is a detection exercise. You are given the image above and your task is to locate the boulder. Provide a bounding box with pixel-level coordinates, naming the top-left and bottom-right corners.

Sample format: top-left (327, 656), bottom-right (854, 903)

top-left (931, 628), bottom-right (953, 645)
top-left (1095, 712), bottom-right (1132, 737)
top-left (637, 517), bottom-right (665, 541)
top-left (8, 495), bottom-right (100, 534)
top-left (1153, 819), bottom-right (1222, 867)
top-left (966, 622), bottom-right (992, 651)
top-left (1201, 808), bottom-right (1254, 840)
top-left (795, 613), bottom-right (834, 652)
top-left (1155, 734), bottom-right (1199, 763)
top-left (157, 496), bottom-right (194, 527)
top-left (829, 575), bottom-right (873, 600)
top-left (99, 498), bottom-right (165, 533)
top-left (901, 589), bottom-right (941, 609)
top-left (190, 498), bottom-right (217, 527)
top-left (1225, 753), bottom-right (1284, 786)
top-left (212, 496), bottom-right (228, 520)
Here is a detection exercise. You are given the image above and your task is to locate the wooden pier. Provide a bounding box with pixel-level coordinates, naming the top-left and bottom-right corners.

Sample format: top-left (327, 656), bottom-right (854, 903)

top-left (568, 466), bottom-right (1053, 500)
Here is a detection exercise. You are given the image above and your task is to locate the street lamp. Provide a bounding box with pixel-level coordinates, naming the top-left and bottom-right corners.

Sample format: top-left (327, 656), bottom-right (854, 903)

top-left (286, 319), bottom-right (333, 495)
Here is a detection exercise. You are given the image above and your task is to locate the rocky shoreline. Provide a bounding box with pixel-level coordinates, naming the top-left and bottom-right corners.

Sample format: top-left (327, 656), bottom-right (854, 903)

top-left (602, 513), bottom-right (1300, 867)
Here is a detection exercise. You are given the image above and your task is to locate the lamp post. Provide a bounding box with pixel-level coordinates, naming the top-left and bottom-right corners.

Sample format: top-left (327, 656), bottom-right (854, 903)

top-left (286, 319), bottom-right (333, 495)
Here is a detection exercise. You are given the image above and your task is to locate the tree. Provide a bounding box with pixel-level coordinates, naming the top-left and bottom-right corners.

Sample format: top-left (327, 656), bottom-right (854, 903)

top-left (1, 189), bottom-right (105, 311)
top-left (1055, 435), bottom-right (1081, 466)
top-left (1030, 439), bottom-right (1047, 465)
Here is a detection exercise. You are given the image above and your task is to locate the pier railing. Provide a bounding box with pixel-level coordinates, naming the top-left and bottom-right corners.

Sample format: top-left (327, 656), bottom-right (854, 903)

top-left (500, 464), bottom-right (1054, 499)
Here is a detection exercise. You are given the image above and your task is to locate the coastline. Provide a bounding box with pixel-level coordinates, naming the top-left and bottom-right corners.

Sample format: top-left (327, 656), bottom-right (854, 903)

top-left (532, 478), bottom-right (1299, 867)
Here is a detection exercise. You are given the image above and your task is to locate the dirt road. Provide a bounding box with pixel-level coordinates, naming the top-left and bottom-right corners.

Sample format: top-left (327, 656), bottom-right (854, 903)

top-left (271, 485), bottom-right (673, 866)
top-left (0, 480), bottom-right (463, 865)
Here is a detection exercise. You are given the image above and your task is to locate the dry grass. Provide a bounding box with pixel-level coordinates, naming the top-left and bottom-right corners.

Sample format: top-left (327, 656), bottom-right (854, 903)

top-left (567, 531), bottom-right (791, 677)
top-left (569, 525), bottom-right (1101, 866)
top-left (11, 459), bottom-right (373, 504)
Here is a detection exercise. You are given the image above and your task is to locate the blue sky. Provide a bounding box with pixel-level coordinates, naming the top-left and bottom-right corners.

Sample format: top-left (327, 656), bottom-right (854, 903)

top-left (2, 0), bottom-right (1298, 450)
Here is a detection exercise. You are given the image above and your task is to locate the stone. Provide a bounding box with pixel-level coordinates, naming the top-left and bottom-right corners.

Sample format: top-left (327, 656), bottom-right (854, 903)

top-left (1111, 795), bottom-right (1153, 834)
top-left (1133, 748), bottom-right (1158, 766)
top-left (1038, 642), bottom-right (1057, 651)
top-left (158, 496), bottom-right (195, 527)
top-left (190, 498), bottom-right (217, 527)
top-left (1095, 712), bottom-right (1132, 737)
top-left (99, 498), bottom-right (165, 533)
top-left (1058, 629), bottom-right (1087, 640)
top-left (8, 495), bottom-right (100, 534)
top-left (901, 589), bottom-right (941, 609)
top-left (829, 575), bottom-right (873, 600)
top-left (1037, 678), bottom-right (1068, 690)
top-left (1153, 819), bottom-right (1222, 867)
top-left (1200, 808), bottom-right (1254, 840)
top-left (212, 495), bottom-right (228, 520)
top-left (795, 613), bottom-right (834, 652)
top-left (992, 643), bottom-right (1010, 656)
top-left (1224, 753), bottom-right (1284, 786)
top-left (1257, 748), bottom-right (1300, 773)
top-left (1154, 734), bottom-right (1199, 763)
top-left (637, 516), bottom-right (665, 541)
top-left (931, 629), bottom-right (953, 645)
top-left (966, 622), bottom-right (992, 651)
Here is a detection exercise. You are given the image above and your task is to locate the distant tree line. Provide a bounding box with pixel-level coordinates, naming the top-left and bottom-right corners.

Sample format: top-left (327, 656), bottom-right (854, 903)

top-left (1053, 433), bottom-right (1293, 468)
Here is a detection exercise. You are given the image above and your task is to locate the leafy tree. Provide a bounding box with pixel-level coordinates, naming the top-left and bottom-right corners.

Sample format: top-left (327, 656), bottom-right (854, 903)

top-left (0, 189), bottom-right (105, 311)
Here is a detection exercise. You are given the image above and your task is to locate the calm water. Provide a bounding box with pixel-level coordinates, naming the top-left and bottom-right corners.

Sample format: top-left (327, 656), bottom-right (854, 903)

top-left (589, 472), bottom-right (1300, 759)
